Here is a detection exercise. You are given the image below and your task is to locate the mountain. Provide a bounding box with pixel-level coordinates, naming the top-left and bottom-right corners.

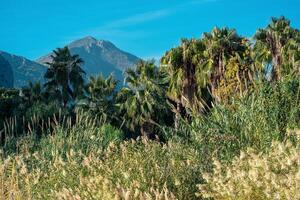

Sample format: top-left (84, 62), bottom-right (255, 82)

top-left (0, 54), bottom-right (14, 88)
top-left (0, 36), bottom-right (140, 88)
top-left (0, 51), bottom-right (46, 88)
top-left (37, 36), bottom-right (140, 82)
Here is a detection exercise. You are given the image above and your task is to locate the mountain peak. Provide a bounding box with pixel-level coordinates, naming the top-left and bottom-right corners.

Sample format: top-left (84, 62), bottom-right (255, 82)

top-left (81, 36), bottom-right (99, 43)
top-left (69, 36), bottom-right (98, 48)
top-left (37, 37), bottom-right (140, 82)
top-left (68, 36), bottom-right (116, 50)
top-left (84, 36), bottom-right (97, 41)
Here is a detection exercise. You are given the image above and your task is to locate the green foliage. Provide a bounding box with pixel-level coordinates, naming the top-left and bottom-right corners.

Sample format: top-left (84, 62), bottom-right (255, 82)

top-left (187, 78), bottom-right (300, 161)
top-left (1, 115), bottom-right (124, 156)
top-left (254, 16), bottom-right (300, 81)
top-left (100, 124), bottom-right (124, 148)
top-left (215, 40), bottom-right (254, 102)
top-left (161, 38), bottom-right (210, 113)
top-left (201, 27), bottom-right (249, 101)
top-left (78, 74), bottom-right (118, 123)
top-left (44, 47), bottom-right (86, 107)
top-left (118, 60), bottom-right (170, 137)
top-left (0, 88), bottom-right (20, 121)
top-left (24, 102), bottom-right (62, 121)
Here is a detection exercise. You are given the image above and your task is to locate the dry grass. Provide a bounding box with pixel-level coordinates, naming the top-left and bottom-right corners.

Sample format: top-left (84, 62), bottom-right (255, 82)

top-left (197, 134), bottom-right (300, 200)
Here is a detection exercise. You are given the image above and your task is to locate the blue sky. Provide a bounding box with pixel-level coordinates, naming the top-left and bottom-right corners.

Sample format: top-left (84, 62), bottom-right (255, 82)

top-left (1, 0), bottom-right (300, 60)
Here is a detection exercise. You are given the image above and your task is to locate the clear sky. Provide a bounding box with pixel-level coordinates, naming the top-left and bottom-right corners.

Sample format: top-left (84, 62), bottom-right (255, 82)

top-left (1, 0), bottom-right (300, 60)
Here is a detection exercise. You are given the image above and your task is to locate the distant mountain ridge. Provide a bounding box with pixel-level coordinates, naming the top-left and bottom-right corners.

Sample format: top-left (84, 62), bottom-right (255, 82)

top-left (37, 36), bottom-right (140, 82)
top-left (0, 36), bottom-right (140, 88)
top-left (0, 51), bottom-right (46, 88)
top-left (0, 54), bottom-right (14, 88)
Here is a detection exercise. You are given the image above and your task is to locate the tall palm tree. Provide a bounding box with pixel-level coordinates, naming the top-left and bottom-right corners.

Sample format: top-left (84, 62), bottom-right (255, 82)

top-left (81, 74), bottom-right (118, 122)
top-left (201, 27), bottom-right (246, 101)
top-left (44, 47), bottom-right (85, 107)
top-left (254, 16), bottom-right (298, 81)
top-left (162, 39), bottom-right (207, 108)
top-left (118, 60), bottom-right (168, 137)
top-left (161, 39), bottom-right (211, 129)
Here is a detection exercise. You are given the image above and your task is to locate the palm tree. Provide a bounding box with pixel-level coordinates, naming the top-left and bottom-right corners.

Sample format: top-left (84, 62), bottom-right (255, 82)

top-left (81, 74), bottom-right (118, 122)
top-left (18, 81), bottom-right (44, 118)
top-left (44, 47), bottom-right (85, 107)
top-left (161, 39), bottom-right (211, 128)
top-left (282, 31), bottom-right (300, 77)
top-left (20, 81), bottom-right (43, 104)
top-left (118, 60), bottom-right (168, 137)
top-left (218, 48), bottom-right (254, 100)
top-left (162, 39), bottom-right (206, 107)
top-left (201, 27), bottom-right (246, 101)
top-left (254, 16), bottom-right (298, 81)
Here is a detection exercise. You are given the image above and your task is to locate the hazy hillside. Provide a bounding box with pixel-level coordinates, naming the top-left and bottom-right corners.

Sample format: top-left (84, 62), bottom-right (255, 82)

top-left (0, 54), bottom-right (14, 88)
top-left (0, 51), bottom-right (46, 87)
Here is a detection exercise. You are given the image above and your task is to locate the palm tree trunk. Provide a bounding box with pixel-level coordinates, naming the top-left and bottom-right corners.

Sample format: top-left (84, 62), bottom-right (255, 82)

top-left (182, 60), bottom-right (196, 109)
top-left (236, 69), bottom-right (243, 96)
top-left (270, 42), bottom-right (282, 81)
top-left (211, 55), bottom-right (223, 102)
top-left (174, 102), bottom-right (182, 131)
top-left (271, 56), bottom-right (279, 81)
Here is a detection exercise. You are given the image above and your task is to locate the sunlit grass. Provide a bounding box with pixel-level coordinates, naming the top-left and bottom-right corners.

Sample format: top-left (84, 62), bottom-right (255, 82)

top-left (198, 133), bottom-right (300, 200)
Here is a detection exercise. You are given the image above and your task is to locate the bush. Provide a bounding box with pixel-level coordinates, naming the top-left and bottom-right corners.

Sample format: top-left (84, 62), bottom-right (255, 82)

top-left (197, 137), bottom-right (300, 200)
top-left (24, 102), bottom-right (63, 121)
top-left (0, 88), bottom-right (20, 131)
top-left (100, 124), bottom-right (124, 148)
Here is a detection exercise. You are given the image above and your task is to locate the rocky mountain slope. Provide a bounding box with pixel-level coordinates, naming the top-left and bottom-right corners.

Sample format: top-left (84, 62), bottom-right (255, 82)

top-left (0, 51), bottom-right (46, 88)
top-left (0, 36), bottom-right (140, 88)
top-left (37, 36), bottom-right (140, 82)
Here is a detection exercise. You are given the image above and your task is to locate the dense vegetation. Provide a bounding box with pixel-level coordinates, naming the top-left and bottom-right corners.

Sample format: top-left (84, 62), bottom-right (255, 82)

top-left (0, 16), bottom-right (300, 199)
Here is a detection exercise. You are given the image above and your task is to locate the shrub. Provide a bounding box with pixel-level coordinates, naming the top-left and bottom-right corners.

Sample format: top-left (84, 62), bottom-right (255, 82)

top-left (100, 124), bottom-right (124, 148)
top-left (0, 88), bottom-right (20, 132)
top-left (24, 102), bottom-right (63, 122)
top-left (1, 111), bottom-right (124, 156)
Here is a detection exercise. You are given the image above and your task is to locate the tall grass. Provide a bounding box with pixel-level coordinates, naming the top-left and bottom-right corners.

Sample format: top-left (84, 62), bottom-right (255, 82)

top-left (198, 134), bottom-right (300, 200)
top-left (0, 126), bottom-right (203, 199)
